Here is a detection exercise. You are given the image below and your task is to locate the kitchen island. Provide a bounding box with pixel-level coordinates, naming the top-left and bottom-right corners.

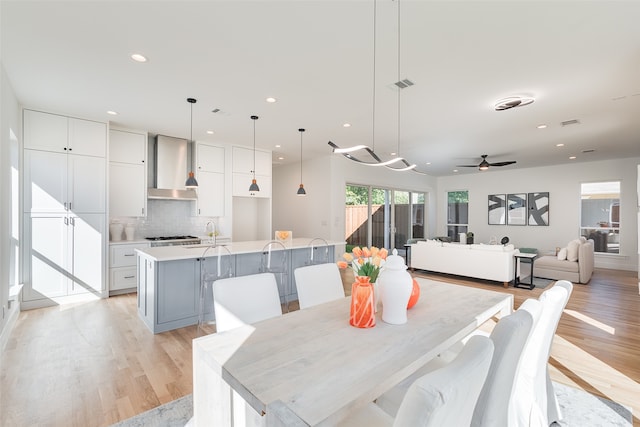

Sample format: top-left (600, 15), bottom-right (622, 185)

top-left (136, 238), bottom-right (344, 333)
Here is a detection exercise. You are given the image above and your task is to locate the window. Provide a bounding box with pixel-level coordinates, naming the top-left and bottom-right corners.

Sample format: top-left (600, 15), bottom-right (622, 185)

top-left (580, 181), bottom-right (620, 254)
top-left (447, 190), bottom-right (468, 241)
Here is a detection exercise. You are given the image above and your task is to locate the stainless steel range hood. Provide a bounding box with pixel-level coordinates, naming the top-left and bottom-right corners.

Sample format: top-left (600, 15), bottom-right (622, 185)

top-left (148, 134), bottom-right (197, 200)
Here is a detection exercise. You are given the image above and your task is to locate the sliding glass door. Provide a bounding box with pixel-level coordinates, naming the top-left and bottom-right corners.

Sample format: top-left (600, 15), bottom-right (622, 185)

top-left (345, 184), bottom-right (426, 255)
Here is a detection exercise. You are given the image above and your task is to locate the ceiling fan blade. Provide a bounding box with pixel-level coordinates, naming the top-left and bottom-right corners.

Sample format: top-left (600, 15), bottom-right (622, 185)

top-left (456, 164), bottom-right (480, 167)
top-left (488, 161), bottom-right (516, 167)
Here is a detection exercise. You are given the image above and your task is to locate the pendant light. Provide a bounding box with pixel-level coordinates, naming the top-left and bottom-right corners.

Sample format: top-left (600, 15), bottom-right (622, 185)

top-left (297, 128), bottom-right (307, 196)
top-left (185, 98), bottom-right (199, 188)
top-left (328, 0), bottom-right (421, 174)
top-left (248, 115), bottom-right (260, 192)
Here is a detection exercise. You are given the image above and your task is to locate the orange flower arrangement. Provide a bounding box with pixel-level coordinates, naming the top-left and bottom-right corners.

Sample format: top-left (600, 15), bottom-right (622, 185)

top-left (337, 246), bottom-right (388, 283)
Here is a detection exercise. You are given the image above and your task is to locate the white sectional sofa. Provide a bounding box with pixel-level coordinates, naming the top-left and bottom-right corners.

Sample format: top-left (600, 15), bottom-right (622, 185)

top-left (410, 240), bottom-right (518, 287)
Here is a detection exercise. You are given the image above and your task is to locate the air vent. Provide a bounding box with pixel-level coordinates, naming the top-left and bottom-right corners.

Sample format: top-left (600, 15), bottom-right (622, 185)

top-left (394, 79), bottom-right (415, 89)
top-left (211, 108), bottom-right (221, 113)
top-left (494, 96), bottom-right (534, 111)
top-left (561, 119), bottom-right (580, 127)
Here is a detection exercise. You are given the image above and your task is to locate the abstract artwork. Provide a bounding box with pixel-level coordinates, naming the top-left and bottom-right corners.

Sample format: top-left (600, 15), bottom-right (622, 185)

top-left (528, 192), bottom-right (549, 226)
top-left (507, 193), bottom-right (527, 225)
top-left (488, 194), bottom-right (506, 225)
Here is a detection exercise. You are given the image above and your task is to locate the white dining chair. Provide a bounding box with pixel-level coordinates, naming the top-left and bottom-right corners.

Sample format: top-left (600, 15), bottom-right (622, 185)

top-left (375, 299), bottom-right (542, 427)
top-left (294, 262), bottom-right (345, 309)
top-left (338, 335), bottom-right (494, 427)
top-left (213, 272), bottom-right (283, 333)
top-left (197, 244), bottom-right (233, 337)
top-left (511, 280), bottom-right (573, 427)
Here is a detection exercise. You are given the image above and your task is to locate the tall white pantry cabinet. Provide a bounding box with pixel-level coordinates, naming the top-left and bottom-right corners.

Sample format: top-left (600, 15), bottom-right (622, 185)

top-left (22, 109), bottom-right (108, 308)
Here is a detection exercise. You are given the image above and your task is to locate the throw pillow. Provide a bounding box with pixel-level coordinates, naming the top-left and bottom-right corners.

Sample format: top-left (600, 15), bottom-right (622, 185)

top-left (567, 239), bottom-right (581, 262)
top-left (557, 247), bottom-right (567, 260)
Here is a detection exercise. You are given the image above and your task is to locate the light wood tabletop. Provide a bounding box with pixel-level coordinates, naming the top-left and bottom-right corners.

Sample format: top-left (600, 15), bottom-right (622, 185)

top-left (192, 277), bottom-right (513, 426)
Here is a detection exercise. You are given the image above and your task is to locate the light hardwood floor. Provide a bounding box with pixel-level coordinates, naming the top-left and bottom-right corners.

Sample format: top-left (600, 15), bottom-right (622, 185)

top-left (1, 268), bottom-right (638, 426)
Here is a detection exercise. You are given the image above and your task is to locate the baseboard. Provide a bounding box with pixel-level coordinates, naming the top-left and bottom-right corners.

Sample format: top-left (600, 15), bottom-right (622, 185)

top-left (0, 297), bottom-right (20, 353)
top-left (21, 291), bottom-right (105, 311)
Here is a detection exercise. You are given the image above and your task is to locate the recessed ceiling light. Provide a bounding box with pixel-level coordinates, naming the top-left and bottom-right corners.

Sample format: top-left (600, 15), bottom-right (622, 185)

top-left (343, 123), bottom-right (351, 128)
top-left (569, 156), bottom-right (577, 160)
top-left (130, 53), bottom-right (147, 63)
top-left (275, 144), bottom-right (281, 148)
top-left (266, 97), bottom-right (277, 103)
top-left (390, 152), bottom-right (397, 156)
top-left (107, 110), bottom-right (118, 116)
top-left (425, 162), bottom-right (431, 165)
top-left (278, 156), bottom-right (284, 160)
top-left (453, 169), bottom-right (459, 173)
top-left (206, 130), bottom-right (214, 135)
top-left (556, 143), bottom-right (564, 147)
top-left (537, 124), bottom-right (547, 129)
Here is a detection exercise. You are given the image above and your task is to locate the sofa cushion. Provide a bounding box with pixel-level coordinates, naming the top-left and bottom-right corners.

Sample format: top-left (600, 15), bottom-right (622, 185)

top-left (567, 239), bottom-right (581, 262)
top-left (536, 256), bottom-right (579, 273)
top-left (470, 244), bottom-right (515, 252)
top-left (557, 248), bottom-right (567, 260)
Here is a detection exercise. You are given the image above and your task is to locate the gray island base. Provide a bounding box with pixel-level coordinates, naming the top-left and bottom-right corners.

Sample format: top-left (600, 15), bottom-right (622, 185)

top-left (135, 238), bottom-right (343, 333)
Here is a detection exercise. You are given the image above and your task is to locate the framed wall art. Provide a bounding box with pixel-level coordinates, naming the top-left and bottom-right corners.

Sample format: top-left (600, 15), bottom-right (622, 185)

top-left (488, 194), bottom-right (506, 225)
top-left (528, 192), bottom-right (549, 226)
top-left (507, 193), bottom-right (527, 225)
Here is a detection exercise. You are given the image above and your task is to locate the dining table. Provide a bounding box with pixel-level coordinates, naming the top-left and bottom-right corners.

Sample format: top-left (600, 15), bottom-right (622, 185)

top-left (192, 277), bottom-right (513, 426)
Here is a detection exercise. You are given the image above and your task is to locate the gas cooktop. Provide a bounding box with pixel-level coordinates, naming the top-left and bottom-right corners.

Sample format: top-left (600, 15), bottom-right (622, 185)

top-left (145, 235), bottom-right (198, 241)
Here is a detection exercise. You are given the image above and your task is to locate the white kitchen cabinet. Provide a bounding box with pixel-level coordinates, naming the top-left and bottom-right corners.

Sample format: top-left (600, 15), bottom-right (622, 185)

top-left (110, 162), bottom-right (146, 217)
top-left (109, 129), bottom-right (147, 164)
top-left (195, 142), bottom-right (225, 216)
top-left (109, 129), bottom-right (147, 217)
top-left (232, 146), bottom-right (271, 175)
top-left (24, 213), bottom-right (105, 302)
top-left (24, 109), bottom-right (106, 157)
top-left (197, 143), bottom-right (224, 173)
top-left (22, 109), bottom-right (107, 308)
top-left (109, 242), bottom-right (149, 294)
top-left (232, 172), bottom-right (272, 198)
top-left (24, 149), bottom-right (106, 214)
top-left (196, 171), bottom-right (225, 216)
top-left (232, 146), bottom-right (272, 198)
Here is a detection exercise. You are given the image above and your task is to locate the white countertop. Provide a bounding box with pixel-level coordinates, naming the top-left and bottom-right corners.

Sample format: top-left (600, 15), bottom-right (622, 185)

top-left (135, 238), bottom-right (345, 262)
top-left (109, 239), bottom-right (150, 246)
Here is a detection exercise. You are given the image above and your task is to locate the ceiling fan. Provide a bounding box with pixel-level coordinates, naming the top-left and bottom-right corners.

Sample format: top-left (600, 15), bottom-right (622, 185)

top-left (457, 154), bottom-right (517, 171)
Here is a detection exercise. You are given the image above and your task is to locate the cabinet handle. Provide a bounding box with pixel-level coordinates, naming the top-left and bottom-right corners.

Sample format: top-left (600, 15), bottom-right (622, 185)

top-left (63, 147), bottom-right (67, 151)
top-left (124, 275), bottom-right (135, 279)
top-left (68, 147), bottom-right (72, 152)
top-left (64, 217), bottom-right (68, 225)
top-left (69, 202), bottom-right (72, 211)
top-left (70, 217), bottom-right (75, 226)
top-left (124, 254), bottom-right (135, 257)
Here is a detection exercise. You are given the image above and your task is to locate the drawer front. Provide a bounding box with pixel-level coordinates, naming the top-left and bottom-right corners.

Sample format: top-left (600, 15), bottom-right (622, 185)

top-left (110, 267), bottom-right (137, 291)
top-left (111, 244), bottom-right (148, 267)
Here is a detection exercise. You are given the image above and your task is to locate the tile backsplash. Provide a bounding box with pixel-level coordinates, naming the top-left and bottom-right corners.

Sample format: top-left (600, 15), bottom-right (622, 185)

top-left (110, 199), bottom-right (220, 240)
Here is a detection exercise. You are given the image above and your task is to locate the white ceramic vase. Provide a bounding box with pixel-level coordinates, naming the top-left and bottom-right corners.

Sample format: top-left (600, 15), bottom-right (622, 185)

top-left (378, 249), bottom-right (413, 324)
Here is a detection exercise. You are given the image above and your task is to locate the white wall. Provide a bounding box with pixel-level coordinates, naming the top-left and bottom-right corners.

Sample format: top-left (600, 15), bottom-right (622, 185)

top-left (436, 159), bottom-right (640, 272)
top-left (1, 61), bottom-right (21, 347)
top-left (272, 154), bottom-right (439, 257)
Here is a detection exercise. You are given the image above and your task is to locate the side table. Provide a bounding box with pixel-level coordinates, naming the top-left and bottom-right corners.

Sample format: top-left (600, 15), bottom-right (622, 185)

top-left (514, 252), bottom-right (537, 290)
top-left (404, 244), bottom-right (412, 270)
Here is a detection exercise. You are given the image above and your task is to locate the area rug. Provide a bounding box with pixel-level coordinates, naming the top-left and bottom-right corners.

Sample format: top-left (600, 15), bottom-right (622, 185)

top-left (110, 383), bottom-right (632, 426)
top-left (520, 275), bottom-right (553, 289)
